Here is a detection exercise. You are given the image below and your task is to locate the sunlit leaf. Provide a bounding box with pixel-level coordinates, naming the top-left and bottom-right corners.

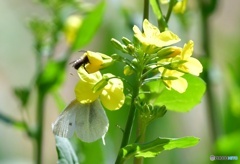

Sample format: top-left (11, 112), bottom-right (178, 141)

top-left (36, 60), bottom-right (66, 94)
top-left (55, 136), bottom-right (79, 164)
top-left (72, 1), bottom-right (106, 50)
top-left (118, 136), bottom-right (199, 162)
top-left (145, 74), bottom-right (206, 112)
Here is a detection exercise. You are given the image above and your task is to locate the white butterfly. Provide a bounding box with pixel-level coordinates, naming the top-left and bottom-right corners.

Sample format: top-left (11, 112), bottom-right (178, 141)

top-left (52, 99), bottom-right (109, 144)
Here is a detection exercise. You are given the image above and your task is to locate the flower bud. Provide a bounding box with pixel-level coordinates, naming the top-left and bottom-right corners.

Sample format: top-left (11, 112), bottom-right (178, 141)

top-left (93, 78), bottom-right (108, 93)
top-left (157, 46), bottom-right (182, 59)
top-left (124, 65), bottom-right (134, 76)
top-left (173, 0), bottom-right (187, 14)
top-left (122, 37), bottom-right (132, 46)
top-left (126, 44), bottom-right (135, 54)
top-left (111, 38), bottom-right (128, 53)
top-left (64, 15), bottom-right (82, 45)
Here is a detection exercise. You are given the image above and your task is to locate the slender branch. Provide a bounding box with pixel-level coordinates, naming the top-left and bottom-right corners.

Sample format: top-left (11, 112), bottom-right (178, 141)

top-left (165, 0), bottom-right (175, 23)
top-left (35, 91), bottom-right (45, 164)
top-left (150, 0), bottom-right (168, 31)
top-left (143, 0), bottom-right (149, 21)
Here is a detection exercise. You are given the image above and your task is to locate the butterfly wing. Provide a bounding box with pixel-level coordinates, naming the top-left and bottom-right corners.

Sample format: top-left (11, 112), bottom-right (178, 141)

top-left (75, 99), bottom-right (109, 142)
top-left (52, 100), bottom-right (79, 138)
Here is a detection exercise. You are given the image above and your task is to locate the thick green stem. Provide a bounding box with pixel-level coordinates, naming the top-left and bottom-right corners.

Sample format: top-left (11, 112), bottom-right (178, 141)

top-left (115, 86), bottom-right (139, 164)
top-left (121, 90), bottom-right (138, 148)
top-left (134, 117), bottom-right (147, 164)
top-left (35, 91), bottom-right (45, 164)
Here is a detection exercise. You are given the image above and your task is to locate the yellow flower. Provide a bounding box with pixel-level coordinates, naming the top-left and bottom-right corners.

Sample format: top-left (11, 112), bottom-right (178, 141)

top-left (64, 15), bottom-right (82, 45)
top-left (176, 40), bottom-right (203, 76)
top-left (84, 51), bottom-right (112, 73)
top-left (73, 51), bottom-right (113, 73)
top-left (173, 0), bottom-right (188, 14)
top-left (157, 40), bottom-right (202, 93)
top-left (75, 67), bottom-right (125, 110)
top-left (160, 68), bottom-right (188, 93)
top-left (157, 46), bottom-right (182, 59)
top-left (133, 19), bottom-right (180, 54)
top-left (160, 0), bottom-right (170, 4)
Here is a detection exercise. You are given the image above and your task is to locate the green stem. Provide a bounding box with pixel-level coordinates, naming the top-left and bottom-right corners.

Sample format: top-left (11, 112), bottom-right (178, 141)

top-left (165, 0), bottom-right (174, 23)
top-left (134, 116), bottom-right (147, 164)
top-left (143, 0), bottom-right (149, 21)
top-left (35, 91), bottom-right (45, 164)
top-left (115, 75), bottom-right (140, 164)
top-left (121, 91), bottom-right (138, 147)
top-left (151, 0), bottom-right (168, 31)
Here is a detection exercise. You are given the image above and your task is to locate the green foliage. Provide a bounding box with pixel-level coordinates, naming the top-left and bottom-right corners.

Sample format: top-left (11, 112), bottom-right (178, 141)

top-left (36, 60), bottom-right (66, 94)
top-left (118, 136), bottom-right (199, 163)
top-left (215, 131), bottom-right (240, 156)
top-left (13, 87), bottom-right (30, 107)
top-left (71, 1), bottom-right (106, 50)
top-left (55, 136), bottom-right (79, 164)
top-left (144, 74), bottom-right (206, 112)
top-left (0, 0), bottom-right (208, 163)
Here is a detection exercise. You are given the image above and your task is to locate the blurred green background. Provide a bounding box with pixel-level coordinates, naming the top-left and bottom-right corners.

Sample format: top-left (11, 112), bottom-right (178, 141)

top-left (0, 0), bottom-right (240, 164)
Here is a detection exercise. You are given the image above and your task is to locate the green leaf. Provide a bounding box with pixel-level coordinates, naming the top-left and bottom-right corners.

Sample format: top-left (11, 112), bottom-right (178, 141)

top-left (118, 136), bottom-right (199, 162)
top-left (71, 1), bottom-right (106, 50)
top-left (55, 136), bottom-right (79, 164)
top-left (36, 60), bottom-right (66, 94)
top-left (145, 74), bottom-right (206, 112)
top-left (13, 87), bottom-right (30, 107)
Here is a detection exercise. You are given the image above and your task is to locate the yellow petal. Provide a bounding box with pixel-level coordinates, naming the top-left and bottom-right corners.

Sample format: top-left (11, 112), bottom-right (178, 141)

top-left (158, 30), bottom-right (181, 47)
top-left (171, 77), bottom-right (188, 93)
top-left (182, 57), bottom-right (203, 76)
top-left (142, 19), bottom-right (180, 47)
top-left (84, 51), bottom-right (104, 73)
top-left (143, 19), bottom-right (161, 38)
top-left (83, 51), bottom-right (113, 73)
top-left (77, 67), bottom-right (102, 83)
top-left (133, 19), bottom-right (180, 54)
top-left (75, 80), bottom-right (101, 104)
top-left (99, 76), bottom-right (125, 110)
top-left (133, 25), bottom-right (142, 35)
top-left (161, 69), bottom-right (187, 93)
top-left (173, 0), bottom-right (187, 14)
top-left (181, 40), bottom-right (194, 59)
top-left (163, 69), bottom-right (184, 77)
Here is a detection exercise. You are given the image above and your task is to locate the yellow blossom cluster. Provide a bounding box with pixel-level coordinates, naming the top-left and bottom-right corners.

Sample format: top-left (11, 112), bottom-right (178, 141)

top-left (133, 19), bottom-right (202, 93)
